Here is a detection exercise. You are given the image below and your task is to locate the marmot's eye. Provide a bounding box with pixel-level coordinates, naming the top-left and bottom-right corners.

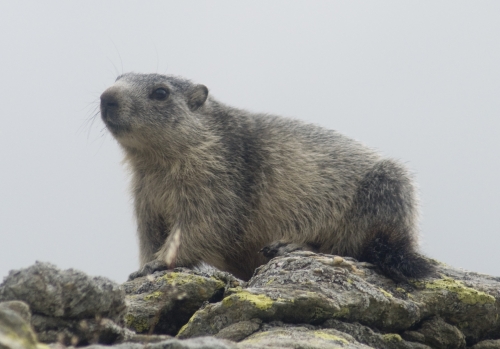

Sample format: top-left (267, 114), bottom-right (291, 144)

top-left (151, 88), bottom-right (169, 100)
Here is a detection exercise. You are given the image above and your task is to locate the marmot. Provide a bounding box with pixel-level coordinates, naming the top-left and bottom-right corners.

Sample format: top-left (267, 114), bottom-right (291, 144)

top-left (100, 73), bottom-right (433, 282)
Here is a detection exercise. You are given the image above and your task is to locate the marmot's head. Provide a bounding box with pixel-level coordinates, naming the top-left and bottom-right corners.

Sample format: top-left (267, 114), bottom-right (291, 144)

top-left (100, 73), bottom-right (209, 151)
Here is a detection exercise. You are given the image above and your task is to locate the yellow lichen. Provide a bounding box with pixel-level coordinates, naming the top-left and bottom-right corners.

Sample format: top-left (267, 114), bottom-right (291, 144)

top-left (209, 277), bottom-right (226, 289)
top-left (422, 278), bottom-right (495, 305)
top-left (233, 291), bottom-right (276, 310)
top-left (221, 290), bottom-right (289, 310)
top-left (312, 330), bottom-right (349, 344)
top-left (222, 295), bottom-right (234, 307)
top-left (124, 313), bottom-right (150, 333)
top-left (332, 306), bottom-right (350, 318)
top-left (144, 291), bottom-right (164, 301)
top-left (176, 313), bottom-right (197, 337)
top-left (162, 272), bottom-right (208, 286)
top-left (378, 288), bottom-right (393, 298)
top-left (382, 334), bottom-right (402, 342)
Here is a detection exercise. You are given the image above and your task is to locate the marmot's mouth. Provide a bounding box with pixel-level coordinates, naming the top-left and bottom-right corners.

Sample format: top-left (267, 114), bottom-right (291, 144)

top-left (101, 111), bottom-right (131, 134)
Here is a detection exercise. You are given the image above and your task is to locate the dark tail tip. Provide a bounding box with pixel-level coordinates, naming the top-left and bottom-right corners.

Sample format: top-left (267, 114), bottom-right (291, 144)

top-left (361, 231), bottom-right (435, 282)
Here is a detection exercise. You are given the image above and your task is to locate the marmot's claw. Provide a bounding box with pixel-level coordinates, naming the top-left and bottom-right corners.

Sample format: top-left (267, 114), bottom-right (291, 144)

top-left (128, 259), bottom-right (169, 281)
top-left (259, 241), bottom-right (305, 259)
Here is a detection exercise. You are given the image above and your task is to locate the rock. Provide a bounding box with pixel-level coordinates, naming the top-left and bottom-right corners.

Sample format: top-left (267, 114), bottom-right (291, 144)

top-left (74, 337), bottom-right (237, 349)
top-left (0, 300), bottom-right (32, 323)
top-left (214, 319), bottom-right (262, 342)
top-left (0, 303), bottom-right (40, 349)
top-left (323, 319), bottom-right (432, 349)
top-left (471, 340), bottom-right (500, 349)
top-left (3, 253), bottom-right (500, 349)
top-left (237, 325), bottom-right (373, 349)
top-left (177, 253), bottom-right (422, 338)
top-left (122, 268), bottom-right (230, 335)
top-left (177, 252), bottom-right (500, 344)
top-left (0, 262), bottom-right (125, 321)
top-left (401, 317), bottom-right (466, 349)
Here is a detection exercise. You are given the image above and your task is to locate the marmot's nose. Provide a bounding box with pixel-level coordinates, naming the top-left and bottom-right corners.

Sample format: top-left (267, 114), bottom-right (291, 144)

top-left (100, 88), bottom-right (120, 109)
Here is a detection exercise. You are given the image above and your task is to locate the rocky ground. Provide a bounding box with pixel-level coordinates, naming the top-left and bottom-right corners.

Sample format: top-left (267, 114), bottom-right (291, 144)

top-left (2, 252), bottom-right (500, 349)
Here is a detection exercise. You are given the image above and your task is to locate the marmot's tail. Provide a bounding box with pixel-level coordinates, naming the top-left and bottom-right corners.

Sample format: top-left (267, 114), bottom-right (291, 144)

top-left (360, 230), bottom-right (435, 282)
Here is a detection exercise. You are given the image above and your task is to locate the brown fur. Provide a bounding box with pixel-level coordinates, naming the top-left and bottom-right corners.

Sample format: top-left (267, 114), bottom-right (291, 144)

top-left (100, 73), bottom-right (433, 281)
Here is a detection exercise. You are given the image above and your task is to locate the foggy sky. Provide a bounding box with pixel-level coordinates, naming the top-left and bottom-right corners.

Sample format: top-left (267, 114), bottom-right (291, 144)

top-left (1, 1), bottom-right (499, 282)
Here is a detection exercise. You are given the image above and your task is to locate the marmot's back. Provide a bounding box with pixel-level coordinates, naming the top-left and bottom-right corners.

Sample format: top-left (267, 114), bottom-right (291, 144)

top-left (100, 73), bottom-right (434, 281)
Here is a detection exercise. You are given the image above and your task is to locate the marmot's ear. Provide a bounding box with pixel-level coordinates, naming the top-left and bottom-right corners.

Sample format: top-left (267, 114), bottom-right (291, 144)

top-left (187, 84), bottom-right (209, 111)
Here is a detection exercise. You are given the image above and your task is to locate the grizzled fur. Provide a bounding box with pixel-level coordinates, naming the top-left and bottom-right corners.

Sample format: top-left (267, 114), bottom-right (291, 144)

top-left (100, 72), bottom-right (433, 281)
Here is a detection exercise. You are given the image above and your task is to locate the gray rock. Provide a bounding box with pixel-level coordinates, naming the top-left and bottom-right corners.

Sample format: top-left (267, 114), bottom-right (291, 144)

top-left (214, 319), bottom-right (262, 342)
top-left (177, 252), bottom-right (500, 344)
top-left (0, 262), bottom-right (125, 321)
top-left (122, 268), bottom-right (230, 335)
top-left (324, 319), bottom-right (432, 349)
top-left (4, 253), bottom-right (500, 349)
top-left (471, 340), bottom-right (500, 349)
top-left (178, 254), bottom-right (421, 338)
top-left (79, 337), bottom-right (237, 349)
top-left (401, 317), bottom-right (466, 349)
top-left (237, 326), bottom-right (373, 349)
top-left (0, 301), bottom-right (31, 323)
top-left (0, 305), bottom-right (38, 349)
top-left (32, 315), bottom-right (172, 347)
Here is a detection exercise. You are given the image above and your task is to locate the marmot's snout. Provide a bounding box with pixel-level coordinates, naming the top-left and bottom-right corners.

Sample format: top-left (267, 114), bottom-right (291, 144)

top-left (100, 88), bottom-right (119, 121)
top-left (100, 87), bottom-right (129, 134)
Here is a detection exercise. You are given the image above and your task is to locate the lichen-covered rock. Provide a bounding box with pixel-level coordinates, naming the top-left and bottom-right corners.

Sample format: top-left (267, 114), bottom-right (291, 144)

top-left (0, 301), bottom-right (32, 324)
top-left (401, 317), bottom-right (465, 349)
top-left (177, 253), bottom-right (422, 338)
top-left (214, 319), bottom-right (262, 342)
top-left (237, 325), bottom-right (373, 349)
top-left (3, 253), bottom-right (500, 349)
top-left (323, 319), bottom-right (432, 349)
top-left (177, 252), bottom-right (500, 345)
top-left (471, 339), bottom-right (500, 349)
top-left (31, 315), bottom-right (169, 346)
top-left (75, 336), bottom-right (237, 349)
top-left (0, 262), bottom-right (125, 321)
top-left (0, 302), bottom-right (44, 349)
top-left (122, 268), bottom-right (230, 335)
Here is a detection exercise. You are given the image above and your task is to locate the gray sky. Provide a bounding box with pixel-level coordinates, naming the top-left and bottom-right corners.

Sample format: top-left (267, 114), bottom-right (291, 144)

top-left (1, 1), bottom-right (499, 283)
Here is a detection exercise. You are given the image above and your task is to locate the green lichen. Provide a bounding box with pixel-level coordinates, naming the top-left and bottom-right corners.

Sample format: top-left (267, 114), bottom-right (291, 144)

top-left (144, 291), bottom-right (164, 301)
top-left (162, 272), bottom-right (206, 286)
top-left (229, 291), bottom-right (276, 310)
top-left (312, 330), bottom-right (348, 343)
top-left (124, 313), bottom-right (150, 333)
top-left (382, 334), bottom-right (402, 342)
top-left (378, 288), bottom-right (393, 298)
top-left (421, 278), bottom-right (495, 305)
top-left (332, 306), bottom-right (350, 318)
top-left (176, 313), bottom-right (196, 337)
top-left (221, 290), bottom-right (291, 311)
top-left (209, 277), bottom-right (226, 289)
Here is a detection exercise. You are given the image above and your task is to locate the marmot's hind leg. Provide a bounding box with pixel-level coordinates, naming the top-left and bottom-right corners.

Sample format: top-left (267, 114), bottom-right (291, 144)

top-left (350, 159), bottom-right (434, 281)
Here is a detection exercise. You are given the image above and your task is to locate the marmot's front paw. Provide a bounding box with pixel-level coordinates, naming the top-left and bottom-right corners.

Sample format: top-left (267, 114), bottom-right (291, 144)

top-left (259, 241), bottom-right (307, 259)
top-left (128, 259), bottom-right (169, 280)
